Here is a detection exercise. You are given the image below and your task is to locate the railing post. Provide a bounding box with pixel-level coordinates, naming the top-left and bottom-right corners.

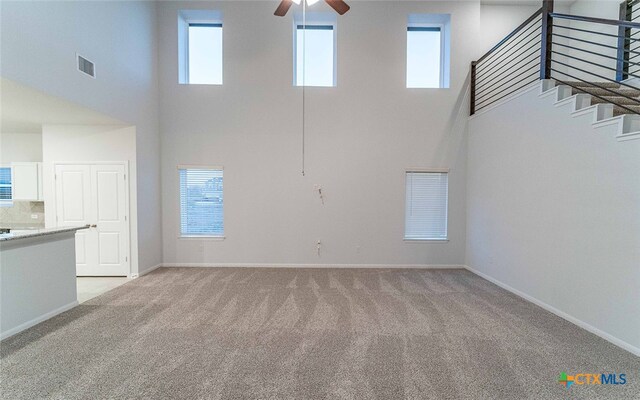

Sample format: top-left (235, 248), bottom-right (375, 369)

top-left (617, 0), bottom-right (630, 82)
top-left (540, 0), bottom-right (554, 80)
top-left (470, 61), bottom-right (477, 115)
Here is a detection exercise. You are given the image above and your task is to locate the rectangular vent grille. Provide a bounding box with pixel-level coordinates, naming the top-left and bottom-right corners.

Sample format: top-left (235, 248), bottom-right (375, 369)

top-left (77, 54), bottom-right (95, 78)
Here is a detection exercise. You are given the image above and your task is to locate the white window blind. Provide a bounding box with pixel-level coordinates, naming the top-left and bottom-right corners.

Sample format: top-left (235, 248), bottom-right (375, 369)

top-left (405, 171), bottom-right (448, 240)
top-left (179, 167), bottom-right (224, 237)
top-left (0, 167), bottom-right (12, 207)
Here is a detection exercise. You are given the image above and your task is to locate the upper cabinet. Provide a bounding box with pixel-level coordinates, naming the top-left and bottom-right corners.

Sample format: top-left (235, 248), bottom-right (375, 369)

top-left (11, 162), bottom-right (43, 201)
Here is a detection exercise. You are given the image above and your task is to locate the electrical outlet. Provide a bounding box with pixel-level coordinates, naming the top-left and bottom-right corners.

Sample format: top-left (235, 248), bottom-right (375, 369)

top-left (31, 214), bottom-right (39, 219)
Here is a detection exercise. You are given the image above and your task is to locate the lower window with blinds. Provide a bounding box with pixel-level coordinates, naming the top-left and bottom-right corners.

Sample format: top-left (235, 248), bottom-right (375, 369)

top-left (179, 166), bottom-right (224, 237)
top-left (404, 170), bottom-right (448, 241)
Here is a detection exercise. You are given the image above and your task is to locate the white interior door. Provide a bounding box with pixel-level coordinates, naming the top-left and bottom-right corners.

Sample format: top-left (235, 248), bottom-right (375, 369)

top-left (55, 163), bottom-right (129, 276)
top-left (55, 165), bottom-right (92, 273)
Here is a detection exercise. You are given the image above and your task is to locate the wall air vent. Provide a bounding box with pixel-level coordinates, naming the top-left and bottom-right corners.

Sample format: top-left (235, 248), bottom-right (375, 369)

top-left (77, 54), bottom-right (95, 78)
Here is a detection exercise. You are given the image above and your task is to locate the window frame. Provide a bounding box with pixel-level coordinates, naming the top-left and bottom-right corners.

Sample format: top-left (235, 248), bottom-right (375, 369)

top-left (0, 165), bottom-right (12, 208)
top-left (404, 22), bottom-right (447, 89)
top-left (177, 165), bottom-right (225, 240)
top-left (178, 10), bottom-right (223, 85)
top-left (406, 24), bottom-right (446, 89)
top-left (293, 22), bottom-right (337, 87)
top-left (403, 168), bottom-right (449, 243)
top-left (186, 22), bottom-right (223, 85)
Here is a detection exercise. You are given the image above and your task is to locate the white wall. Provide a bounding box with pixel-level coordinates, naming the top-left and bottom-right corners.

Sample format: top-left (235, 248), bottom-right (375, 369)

top-left (562, 0), bottom-right (622, 81)
top-left (466, 86), bottom-right (640, 353)
top-left (158, 1), bottom-right (479, 266)
top-left (42, 125), bottom-right (139, 275)
top-left (0, 133), bottom-right (42, 163)
top-left (0, 1), bottom-right (161, 274)
top-left (479, 4), bottom-right (542, 54)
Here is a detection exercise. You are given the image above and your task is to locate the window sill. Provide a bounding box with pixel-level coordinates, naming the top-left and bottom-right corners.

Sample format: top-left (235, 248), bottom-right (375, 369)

top-left (404, 239), bottom-right (449, 243)
top-left (179, 82), bottom-right (223, 86)
top-left (179, 235), bottom-right (226, 241)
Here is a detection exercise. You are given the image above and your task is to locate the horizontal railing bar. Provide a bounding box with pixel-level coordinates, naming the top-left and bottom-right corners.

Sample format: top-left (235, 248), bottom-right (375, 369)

top-left (476, 7), bottom-right (543, 64)
top-left (476, 63), bottom-right (539, 102)
top-left (476, 30), bottom-right (542, 78)
top-left (551, 50), bottom-right (640, 80)
top-left (475, 70), bottom-right (539, 108)
top-left (550, 58), bottom-right (640, 93)
top-left (475, 78), bottom-right (539, 112)
top-left (550, 73), bottom-right (640, 114)
top-left (476, 61), bottom-right (540, 100)
top-left (630, 0), bottom-right (640, 9)
top-left (551, 41), bottom-right (640, 68)
top-left (475, 49), bottom-right (540, 92)
top-left (552, 32), bottom-right (640, 56)
top-left (550, 12), bottom-right (640, 29)
top-left (629, 51), bottom-right (640, 61)
top-left (476, 40), bottom-right (541, 84)
top-left (476, 19), bottom-right (542, 72)
top-left (552, 23), bottom-right (640, 41)
top-left (475, 50), bottom-right (539, 92)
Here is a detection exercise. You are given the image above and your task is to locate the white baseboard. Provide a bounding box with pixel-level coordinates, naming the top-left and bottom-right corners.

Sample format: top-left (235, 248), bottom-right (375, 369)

top-left (464, 265), bottom-right (640, 357)
top-left (160, 263), bottom-right (464, 269)
top-left (131, 263), bottom-right (162, 278)
top-left (1, 300), bottom-right (79, 341)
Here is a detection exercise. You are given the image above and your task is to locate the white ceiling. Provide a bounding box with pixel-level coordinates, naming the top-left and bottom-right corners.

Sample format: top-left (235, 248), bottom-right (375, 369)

top-left (1, 78), bottom-right (123, 134)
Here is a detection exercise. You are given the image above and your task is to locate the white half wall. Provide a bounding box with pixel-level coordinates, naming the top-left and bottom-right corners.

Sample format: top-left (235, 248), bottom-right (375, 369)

top-left (42, 125), bottom-right (139, 275)
top-left (466, 86), bottom-right (640, 353)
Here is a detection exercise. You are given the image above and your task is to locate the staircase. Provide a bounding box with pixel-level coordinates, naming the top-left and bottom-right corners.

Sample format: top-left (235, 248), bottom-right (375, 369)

top-left (470, 1), bottom-right (640, 126)
top-left (539, 79), bottom-right (640, 142)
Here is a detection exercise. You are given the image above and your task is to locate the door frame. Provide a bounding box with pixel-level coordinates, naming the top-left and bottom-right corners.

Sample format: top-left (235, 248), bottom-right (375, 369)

top-left (52, 161), bottom-right (131, 277)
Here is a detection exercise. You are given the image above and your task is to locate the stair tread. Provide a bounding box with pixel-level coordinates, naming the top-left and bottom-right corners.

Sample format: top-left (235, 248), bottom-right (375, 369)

top-left (562, 81), bottom-right (622, 89)
top-left (569, 86), bottom-right (640, 97)
top-left (589, 96), bottom-right (640, 106)
top-left (613, 104), bottom-right (640, 116)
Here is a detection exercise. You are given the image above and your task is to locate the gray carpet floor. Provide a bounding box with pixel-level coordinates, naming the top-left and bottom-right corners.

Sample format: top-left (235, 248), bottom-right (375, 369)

top-left (1, 267), bottom-right (638, 399)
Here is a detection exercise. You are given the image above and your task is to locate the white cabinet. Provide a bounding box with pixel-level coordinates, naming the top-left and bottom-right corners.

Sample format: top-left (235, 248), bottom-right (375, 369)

top-left (11, 162), bottom-right (43, 201)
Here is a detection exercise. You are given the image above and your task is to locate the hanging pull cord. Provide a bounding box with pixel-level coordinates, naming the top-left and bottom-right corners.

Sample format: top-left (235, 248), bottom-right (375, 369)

top-left (301, 1), bottom-right (306, 177)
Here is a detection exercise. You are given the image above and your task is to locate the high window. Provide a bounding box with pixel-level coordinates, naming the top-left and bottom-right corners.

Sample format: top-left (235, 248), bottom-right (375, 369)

top-left (404, 171), bottom-right (448, 241)
top-left (178, 10), bottom-right (223, 85)
top-left (295, 22), bottom-right (336, 87)
top-left (406, 14), bottom-right (451, 88)
top-left (179, 167), bottom-right (224, 237)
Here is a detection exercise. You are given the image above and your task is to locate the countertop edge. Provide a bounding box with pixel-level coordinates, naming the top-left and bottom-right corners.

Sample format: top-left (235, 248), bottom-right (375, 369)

top-left (0, 225), bottom-right (90, 242)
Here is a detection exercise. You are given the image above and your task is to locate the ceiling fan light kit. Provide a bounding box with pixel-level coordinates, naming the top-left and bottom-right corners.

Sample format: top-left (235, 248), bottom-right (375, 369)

top-left (292, 0), bottom-right (321, 5)
top-left (274, 0), bottom-right (350, 17)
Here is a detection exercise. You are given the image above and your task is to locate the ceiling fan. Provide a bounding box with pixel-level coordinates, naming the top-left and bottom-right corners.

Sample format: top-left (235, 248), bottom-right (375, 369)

top-left (274, 0), bottom-right (350, 17)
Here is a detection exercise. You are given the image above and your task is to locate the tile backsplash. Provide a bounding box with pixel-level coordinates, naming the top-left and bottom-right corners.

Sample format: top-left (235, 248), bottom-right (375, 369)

top-left (0, 201), bottom-right (45, 227)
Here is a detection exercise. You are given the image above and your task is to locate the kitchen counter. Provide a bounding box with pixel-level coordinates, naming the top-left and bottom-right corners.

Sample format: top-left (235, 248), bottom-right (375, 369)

top-left (1, 226), bottom-right (87, 339)
top-left (0, 225), bottom-right (89, 241)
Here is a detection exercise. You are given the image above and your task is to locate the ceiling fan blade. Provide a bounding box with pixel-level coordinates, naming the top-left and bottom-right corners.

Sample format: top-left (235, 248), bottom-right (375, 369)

top-left (274, 0), bottom-right (293, 16)
top-left (325, 0), bottom-right (350, 15)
